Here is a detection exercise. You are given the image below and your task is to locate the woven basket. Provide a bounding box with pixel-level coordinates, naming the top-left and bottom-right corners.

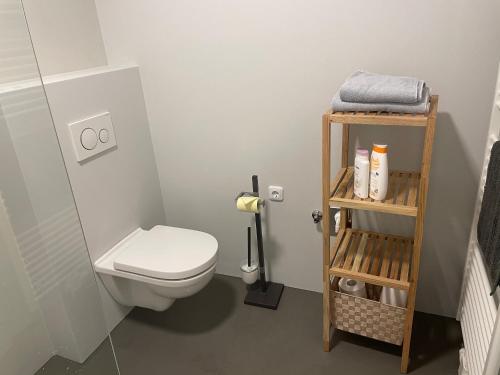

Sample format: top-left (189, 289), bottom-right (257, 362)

top-left (330, 287), bottom-right (406, 345)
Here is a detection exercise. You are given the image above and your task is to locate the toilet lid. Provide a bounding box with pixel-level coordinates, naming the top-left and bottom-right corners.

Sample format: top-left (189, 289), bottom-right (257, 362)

top-left (113, 226), bottom-right (218, 280)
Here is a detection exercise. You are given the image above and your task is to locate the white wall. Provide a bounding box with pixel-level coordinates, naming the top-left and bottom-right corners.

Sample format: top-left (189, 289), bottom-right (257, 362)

top-left (22, 0), bottom-right (107, 76)
top-left (43, 65), bottom-right (166, 330)
top-left (0, 82), bottom-right (111, 363)
top-left (95, 0), bottom-right (500, 317)
top-left (0, 135), bottom-right (53, 375)
top-left (0, 0), bottom-right (39, 84)
top-left (1, 0), bottom-right (117, 368)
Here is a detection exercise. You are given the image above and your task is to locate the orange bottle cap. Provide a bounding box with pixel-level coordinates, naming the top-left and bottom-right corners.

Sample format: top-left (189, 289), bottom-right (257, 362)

top-left (372, 144), bottom-right (388, 153)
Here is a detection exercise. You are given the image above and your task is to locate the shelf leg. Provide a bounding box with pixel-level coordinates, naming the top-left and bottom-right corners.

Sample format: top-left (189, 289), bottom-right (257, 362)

top-left (401, 206), bottom-right (425, 373)
top-left (401, 112), bottom-right (436, 373)
top-left (341, 123), bottom-right (349, 167)
top-left (401, 281), bottom-right (417, 373)
top-left (322, 114), bottom-right (332, 351)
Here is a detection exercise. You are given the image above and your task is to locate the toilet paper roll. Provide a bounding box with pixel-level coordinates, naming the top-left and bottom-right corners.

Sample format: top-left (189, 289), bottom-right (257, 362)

top-left (339, 278), bottom-right (367, 298)
top-left (380, 287), bottom-right (408, 308)
top-left (236, 196), bottom-right (260, 213)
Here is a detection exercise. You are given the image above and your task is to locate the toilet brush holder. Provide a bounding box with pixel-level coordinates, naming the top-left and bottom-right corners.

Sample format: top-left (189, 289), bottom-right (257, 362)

top-left (241, 226), bottom-right (259, 285)
top-left (240, 260), bottom-right (259, 285)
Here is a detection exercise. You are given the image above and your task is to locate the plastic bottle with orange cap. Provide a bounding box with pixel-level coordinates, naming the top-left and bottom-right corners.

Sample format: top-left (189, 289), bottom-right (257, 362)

top-left (369, 144), bottom-right (388, 200)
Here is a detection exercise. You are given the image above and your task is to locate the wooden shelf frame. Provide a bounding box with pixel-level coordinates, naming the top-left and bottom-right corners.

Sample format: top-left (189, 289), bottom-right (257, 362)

top-left (322, 95), bottom-right (438, 373)
top-left (330, 167), bottom-right (420, 216)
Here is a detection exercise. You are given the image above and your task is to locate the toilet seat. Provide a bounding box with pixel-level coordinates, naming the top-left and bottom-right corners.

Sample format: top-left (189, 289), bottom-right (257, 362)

top-left (113, 226), bottom-right (217, 280)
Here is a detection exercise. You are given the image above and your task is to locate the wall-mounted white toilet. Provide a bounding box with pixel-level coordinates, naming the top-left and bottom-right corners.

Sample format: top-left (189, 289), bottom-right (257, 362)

top-left (94, 225), bottom-right (218, 311)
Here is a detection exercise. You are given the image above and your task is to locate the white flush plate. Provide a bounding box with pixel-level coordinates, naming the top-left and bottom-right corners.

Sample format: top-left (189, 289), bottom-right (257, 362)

top-left (68, 112), bottom-right (116, 163)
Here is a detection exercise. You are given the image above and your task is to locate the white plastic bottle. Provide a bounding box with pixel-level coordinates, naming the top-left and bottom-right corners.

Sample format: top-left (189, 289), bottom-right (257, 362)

top-left (369, 144), bottom-right (388, 201)
top-left (354, 149), bottom-right (370, 199)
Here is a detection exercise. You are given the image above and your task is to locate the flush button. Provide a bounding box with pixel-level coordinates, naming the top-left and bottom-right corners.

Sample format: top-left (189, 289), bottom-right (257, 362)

top-left (99, 128), bottom-right (110, 143)
top-left (68, 112), bottom-right (116, 163)
top-left (80, 128), bottom-right (98, 150)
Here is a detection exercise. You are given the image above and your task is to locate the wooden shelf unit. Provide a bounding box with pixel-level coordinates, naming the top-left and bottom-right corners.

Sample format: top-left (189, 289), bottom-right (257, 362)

top-left (322, 95), bottom-right (438, 373)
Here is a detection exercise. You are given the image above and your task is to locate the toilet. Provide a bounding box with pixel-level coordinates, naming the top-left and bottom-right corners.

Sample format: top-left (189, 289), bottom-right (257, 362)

top-left (94, 225), bottom-right (218, 311)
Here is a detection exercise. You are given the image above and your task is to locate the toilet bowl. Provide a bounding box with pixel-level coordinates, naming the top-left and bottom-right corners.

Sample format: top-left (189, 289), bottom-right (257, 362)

top-left (94, 225), bottom-right (218, 311)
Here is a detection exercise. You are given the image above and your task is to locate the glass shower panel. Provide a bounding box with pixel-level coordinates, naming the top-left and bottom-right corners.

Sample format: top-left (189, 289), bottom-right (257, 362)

top-left (0, 0), bottom-right (119, 374)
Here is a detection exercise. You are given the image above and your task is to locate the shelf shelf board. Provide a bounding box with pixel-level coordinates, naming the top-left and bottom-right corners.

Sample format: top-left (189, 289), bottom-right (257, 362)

top-left (329, 228), bottom-right (413, 290)
top-left (330, 167), bottom-right (420, 216)
top-left (326, 95), bottom-right (438, 127)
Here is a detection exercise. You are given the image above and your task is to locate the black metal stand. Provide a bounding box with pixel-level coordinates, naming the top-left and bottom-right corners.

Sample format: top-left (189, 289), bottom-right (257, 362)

top-left (244, 280), bottom-right (284, 310)
top-left (243, 175), bottom-right (284, 310)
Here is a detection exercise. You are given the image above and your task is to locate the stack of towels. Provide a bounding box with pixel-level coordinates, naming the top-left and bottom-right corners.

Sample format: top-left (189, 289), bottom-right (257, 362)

top-left (331, 71), bottom-right (430, 114)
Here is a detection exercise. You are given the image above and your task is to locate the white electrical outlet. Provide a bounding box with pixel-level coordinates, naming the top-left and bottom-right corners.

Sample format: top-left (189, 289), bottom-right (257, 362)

top-left (268, 185), bottom-right (283, 201)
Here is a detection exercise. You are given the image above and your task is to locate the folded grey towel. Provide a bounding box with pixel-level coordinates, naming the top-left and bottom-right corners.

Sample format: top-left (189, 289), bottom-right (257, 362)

top-left (477, 141), bottom-right (500, 294)
top-left (331, 86), bottom-right (430, 114)
top-left (340, 71), bottom-right (426, 104)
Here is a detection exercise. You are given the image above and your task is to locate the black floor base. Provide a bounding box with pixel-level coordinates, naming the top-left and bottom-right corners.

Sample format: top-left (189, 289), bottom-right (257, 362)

top-left (244, 281), bottom-right (284, 310)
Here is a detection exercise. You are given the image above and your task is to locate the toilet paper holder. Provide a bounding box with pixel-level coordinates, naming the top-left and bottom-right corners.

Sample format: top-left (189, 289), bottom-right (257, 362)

top-left (234, 191), bottom-right (265, 207)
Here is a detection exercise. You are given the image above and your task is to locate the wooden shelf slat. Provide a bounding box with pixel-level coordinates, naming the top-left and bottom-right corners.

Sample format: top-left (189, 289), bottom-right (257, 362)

top-left (390, 241), bottom-right (402, 279)
top-left (379, 238), bottom-right (393, 278)
top-left (359, 238), bottom-right (375, 273)
top-left (400, 240), bottom-right (411, 283)
top-left (328, 95), bottom-right (438, 127)
top-left (352, 233), bottom-right (368, 272)
top-left (330, 228), bottom-right (345, 265)
top-left (407, 173), bottom-right (419, 207)
top-left (330, 167), bottom-right (420, 216)
top-left (332, 230), bottom-right (352, 268)
top-left (369, 237), bottom-right (384, 275)
top-left (329, 229), bottom-right (413, 290)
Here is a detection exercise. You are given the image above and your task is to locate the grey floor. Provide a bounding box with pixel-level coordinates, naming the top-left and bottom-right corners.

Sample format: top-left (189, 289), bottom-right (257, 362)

top-left (34, 339), bottom-right (118, 374)
top-left (37, 274), bottom-right (462, 374)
